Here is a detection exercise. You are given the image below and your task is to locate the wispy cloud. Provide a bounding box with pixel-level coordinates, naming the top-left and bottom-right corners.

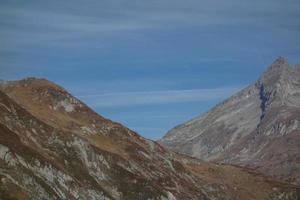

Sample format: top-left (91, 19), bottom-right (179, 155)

top-left (79, 86), bottom-right (242, 108)
top-left (1, 0), bottom-right (299, 49)
top-left (65, 79), bottom-right (175, 95)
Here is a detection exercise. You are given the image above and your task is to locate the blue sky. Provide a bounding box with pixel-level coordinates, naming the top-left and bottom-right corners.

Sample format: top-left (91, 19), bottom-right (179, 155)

top-left (1, 0), bottom-right (300, 140)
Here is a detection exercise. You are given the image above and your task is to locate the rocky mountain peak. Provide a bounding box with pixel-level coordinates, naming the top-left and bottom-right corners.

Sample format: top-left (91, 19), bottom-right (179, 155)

top-left (160, 58), bottom-right (300, 185)
top-left (255, 57), bottom-right (300, 114)
top-left (269, 56), bottom-right (288, 69)
top-left (259, 56), bottom-right (289, 85)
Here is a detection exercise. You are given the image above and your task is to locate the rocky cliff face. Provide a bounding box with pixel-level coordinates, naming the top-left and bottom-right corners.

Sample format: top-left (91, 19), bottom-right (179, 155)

top-left (160, 57), bottom-right (300, 185)
top-left (0, 77), bottom-right (299, 200)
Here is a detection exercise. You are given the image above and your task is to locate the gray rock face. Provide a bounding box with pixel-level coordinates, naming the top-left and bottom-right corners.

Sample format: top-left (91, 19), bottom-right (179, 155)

top-left (160, 57), bottom-right (300, 185)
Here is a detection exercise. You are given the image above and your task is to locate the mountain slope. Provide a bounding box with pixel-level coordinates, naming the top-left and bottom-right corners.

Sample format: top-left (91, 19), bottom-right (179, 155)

top-left (0, 77), bottom-right (299, 200)
top-left (160, 57), bottom-right (300, 185)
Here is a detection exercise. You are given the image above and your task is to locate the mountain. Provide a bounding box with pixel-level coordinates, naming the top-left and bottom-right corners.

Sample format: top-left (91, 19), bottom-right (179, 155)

top-left (160, 57), bottom-right (300, 185)
top-left (0, 78), bottom-right (299, 200)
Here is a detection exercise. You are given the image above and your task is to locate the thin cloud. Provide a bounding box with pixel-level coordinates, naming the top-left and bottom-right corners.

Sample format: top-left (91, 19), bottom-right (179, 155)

top-left (1, 0), bottom-right (298, 49)
top-left (79, 86), bottom-right (242, 108)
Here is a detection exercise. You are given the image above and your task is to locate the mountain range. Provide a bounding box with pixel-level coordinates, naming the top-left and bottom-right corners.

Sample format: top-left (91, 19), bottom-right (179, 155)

top-left (0, 58), bottom-right (299, 199)
top-left (160, 57), bottom-right (300, 186)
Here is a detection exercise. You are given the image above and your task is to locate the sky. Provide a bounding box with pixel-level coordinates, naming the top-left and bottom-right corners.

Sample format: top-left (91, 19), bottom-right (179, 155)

top-left (1, 0), bottom-right (300, 140)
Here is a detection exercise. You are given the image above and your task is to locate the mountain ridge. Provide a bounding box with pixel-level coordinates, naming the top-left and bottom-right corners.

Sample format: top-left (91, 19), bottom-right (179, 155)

top-left (1, 76), bottom-right (300, 199)
top-left (160, 57), bottom-right (300, 185)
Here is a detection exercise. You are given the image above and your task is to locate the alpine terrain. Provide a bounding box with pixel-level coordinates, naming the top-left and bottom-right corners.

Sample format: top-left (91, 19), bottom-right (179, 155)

top-left (160, 57), bottom-right (300, 186)
top-left (0, 77), bottom-right (299, 200)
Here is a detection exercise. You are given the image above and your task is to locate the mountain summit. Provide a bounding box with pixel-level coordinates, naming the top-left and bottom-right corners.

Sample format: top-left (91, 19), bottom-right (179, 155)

top-left (160, 57), bottom-right (300, 185)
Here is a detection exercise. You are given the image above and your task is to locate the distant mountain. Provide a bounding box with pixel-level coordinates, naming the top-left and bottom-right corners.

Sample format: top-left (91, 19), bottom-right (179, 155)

top-left (160, 57), bottom-right (300, 185)
top-left (0, 77), bottom-right (299, 200)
